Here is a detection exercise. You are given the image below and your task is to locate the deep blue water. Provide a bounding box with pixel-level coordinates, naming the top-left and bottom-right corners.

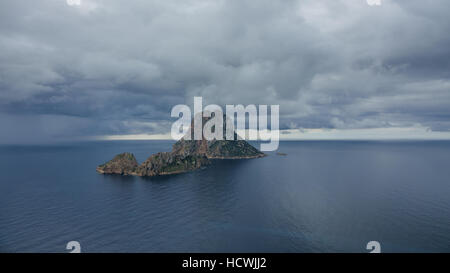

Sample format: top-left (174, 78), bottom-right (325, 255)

top-left (0, 141), bottom-right (449, 253)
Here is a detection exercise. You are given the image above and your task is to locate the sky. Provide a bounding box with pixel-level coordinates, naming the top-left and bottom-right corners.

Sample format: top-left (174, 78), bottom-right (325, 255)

top-left (1, 0), bottom-right (450, 143)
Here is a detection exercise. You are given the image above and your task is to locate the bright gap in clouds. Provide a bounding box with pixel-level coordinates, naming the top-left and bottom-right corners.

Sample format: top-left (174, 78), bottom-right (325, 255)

top-left (98, 126), bottom-right (450, 141)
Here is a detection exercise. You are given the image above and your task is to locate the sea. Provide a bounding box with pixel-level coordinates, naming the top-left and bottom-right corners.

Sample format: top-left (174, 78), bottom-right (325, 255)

top-left (0, 140), bottom-right (449, 252)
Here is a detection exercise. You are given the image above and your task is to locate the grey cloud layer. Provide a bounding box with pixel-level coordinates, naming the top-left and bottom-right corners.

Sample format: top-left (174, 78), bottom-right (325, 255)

top-left (1, 0), bottom-right (450, 142)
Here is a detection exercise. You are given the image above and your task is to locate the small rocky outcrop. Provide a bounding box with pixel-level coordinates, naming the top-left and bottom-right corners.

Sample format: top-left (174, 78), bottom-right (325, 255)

top-left (96, 152), bottom-right (138, 175)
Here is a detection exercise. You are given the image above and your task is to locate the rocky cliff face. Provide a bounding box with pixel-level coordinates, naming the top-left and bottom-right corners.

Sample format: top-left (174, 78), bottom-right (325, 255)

top-left (172, 139), bottom-right (265, 159)
top-left (171, 113), bottom-right (264, 159)
top-left (206, 139), bottom-right (265, 159)
top-left (97, 113), bottom-right (265, 177)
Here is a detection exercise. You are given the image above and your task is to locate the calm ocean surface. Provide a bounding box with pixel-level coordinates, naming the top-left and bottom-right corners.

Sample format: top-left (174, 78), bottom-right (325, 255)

top-left (0, 141), bottom-right (449, 253)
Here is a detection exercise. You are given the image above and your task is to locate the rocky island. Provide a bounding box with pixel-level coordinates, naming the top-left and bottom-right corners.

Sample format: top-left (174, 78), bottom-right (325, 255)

top-left (96, 115), bottom-right (265, 176)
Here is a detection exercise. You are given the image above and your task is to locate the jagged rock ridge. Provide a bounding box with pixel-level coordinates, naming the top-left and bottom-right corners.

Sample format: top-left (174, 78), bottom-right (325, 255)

top-left (134, 152), bottom-right (210, 176)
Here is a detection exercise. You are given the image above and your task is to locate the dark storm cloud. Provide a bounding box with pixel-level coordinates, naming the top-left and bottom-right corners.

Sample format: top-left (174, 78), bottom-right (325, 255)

top-left (1, 0), bottom-right (450, 143)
